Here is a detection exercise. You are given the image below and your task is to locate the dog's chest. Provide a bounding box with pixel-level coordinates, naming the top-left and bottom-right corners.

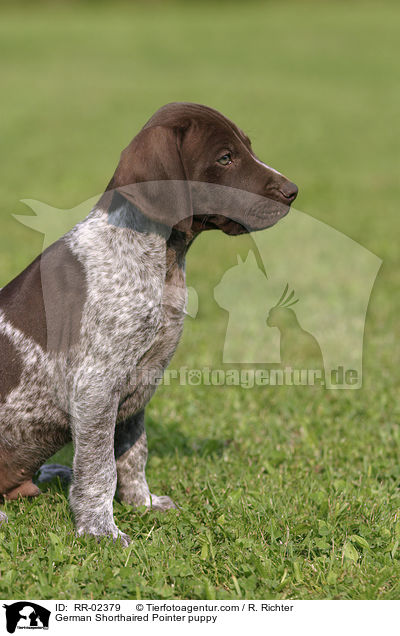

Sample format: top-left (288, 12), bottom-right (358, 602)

top-left (117, 246), bottom-right (187, 416)
top-left (68, 217), bottom-right (188, 415)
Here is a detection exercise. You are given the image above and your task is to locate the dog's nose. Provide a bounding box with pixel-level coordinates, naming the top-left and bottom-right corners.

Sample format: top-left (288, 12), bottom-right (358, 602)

top-left (279, 181), bottom-right (298, 202)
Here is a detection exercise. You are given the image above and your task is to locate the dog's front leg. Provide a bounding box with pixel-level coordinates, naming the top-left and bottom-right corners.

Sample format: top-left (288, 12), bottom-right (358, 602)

top-left (69, 393), bottom-right (130, 546)
top-left (115, 410), bottom-right (176, 511)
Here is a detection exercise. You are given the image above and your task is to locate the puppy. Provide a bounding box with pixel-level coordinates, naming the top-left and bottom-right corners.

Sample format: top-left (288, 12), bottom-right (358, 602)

top-left (0, 103), bottom-right (297, 544)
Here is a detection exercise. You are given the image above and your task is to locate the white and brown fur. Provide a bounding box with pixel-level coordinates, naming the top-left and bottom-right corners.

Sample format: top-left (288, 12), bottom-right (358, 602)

top-left (0, 103), bottom-right (297, 544)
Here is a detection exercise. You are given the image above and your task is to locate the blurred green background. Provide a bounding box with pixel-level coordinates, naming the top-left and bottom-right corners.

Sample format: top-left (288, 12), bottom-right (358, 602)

top-left (0, 0), bottom-right (399, 600)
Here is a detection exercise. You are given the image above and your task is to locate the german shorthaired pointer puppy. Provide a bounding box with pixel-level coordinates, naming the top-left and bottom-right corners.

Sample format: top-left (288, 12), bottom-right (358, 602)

top-left (0, 103), bottom-right (297, 544)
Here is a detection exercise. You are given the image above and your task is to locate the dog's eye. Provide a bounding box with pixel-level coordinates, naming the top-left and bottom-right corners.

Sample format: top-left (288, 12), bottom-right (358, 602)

top-left (217, 153), bottom-right (232, 166)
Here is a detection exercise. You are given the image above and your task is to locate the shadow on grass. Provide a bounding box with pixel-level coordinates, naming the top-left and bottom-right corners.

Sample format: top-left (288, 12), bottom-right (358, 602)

top-left (39, 417), bottom-right (229, 485)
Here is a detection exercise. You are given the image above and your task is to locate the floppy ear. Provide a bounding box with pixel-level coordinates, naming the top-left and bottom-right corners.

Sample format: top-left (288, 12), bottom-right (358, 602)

top-left (105, 125), bottom-right (193, 233)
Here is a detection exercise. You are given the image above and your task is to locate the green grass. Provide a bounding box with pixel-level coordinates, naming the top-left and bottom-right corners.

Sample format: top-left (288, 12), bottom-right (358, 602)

top-left (1, 0), bottom-right (400, 599)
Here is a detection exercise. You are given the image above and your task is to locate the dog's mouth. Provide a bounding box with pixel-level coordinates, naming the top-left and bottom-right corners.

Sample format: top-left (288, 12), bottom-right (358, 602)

top-left (200, 203), bottom-right (291, 235)
top-left (191, 190), bottom-right (295, 236)
top-left (189, 180), bottom-right (297, 236)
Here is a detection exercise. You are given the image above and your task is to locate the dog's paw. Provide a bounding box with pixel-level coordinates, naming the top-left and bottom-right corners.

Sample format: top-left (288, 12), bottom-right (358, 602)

top-left (4, 480), bottom-right (41, 500)
top-left (118, 487), bottom-right (177, 511)
top-left (0, 511), bottom-right (8, 527)
top-left (148, 494), bottom-right (178, 512)
top-left (76, 522), bottom-right (131, 547)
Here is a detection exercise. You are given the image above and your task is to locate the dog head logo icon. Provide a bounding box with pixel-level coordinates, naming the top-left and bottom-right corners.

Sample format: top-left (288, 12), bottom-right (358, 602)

top-left (3, 602), bottom-right (50, 634)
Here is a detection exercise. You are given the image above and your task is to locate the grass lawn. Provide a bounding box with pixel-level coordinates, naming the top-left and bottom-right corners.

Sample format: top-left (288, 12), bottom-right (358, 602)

top-left (0, 0), bottom-right (399, 599)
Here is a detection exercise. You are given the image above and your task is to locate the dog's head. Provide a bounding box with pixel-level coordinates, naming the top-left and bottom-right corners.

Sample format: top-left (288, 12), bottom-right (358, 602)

top-left (105, 102), bottom-right (298, 236)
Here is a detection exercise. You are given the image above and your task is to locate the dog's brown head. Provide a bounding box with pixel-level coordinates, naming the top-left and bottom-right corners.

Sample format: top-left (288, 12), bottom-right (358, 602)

top-left (106, 102), bottom-right (298, 236)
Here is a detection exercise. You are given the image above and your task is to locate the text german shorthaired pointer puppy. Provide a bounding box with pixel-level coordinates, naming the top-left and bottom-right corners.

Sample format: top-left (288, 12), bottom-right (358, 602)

top-left (0, 103), bottom-right (297, 544)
